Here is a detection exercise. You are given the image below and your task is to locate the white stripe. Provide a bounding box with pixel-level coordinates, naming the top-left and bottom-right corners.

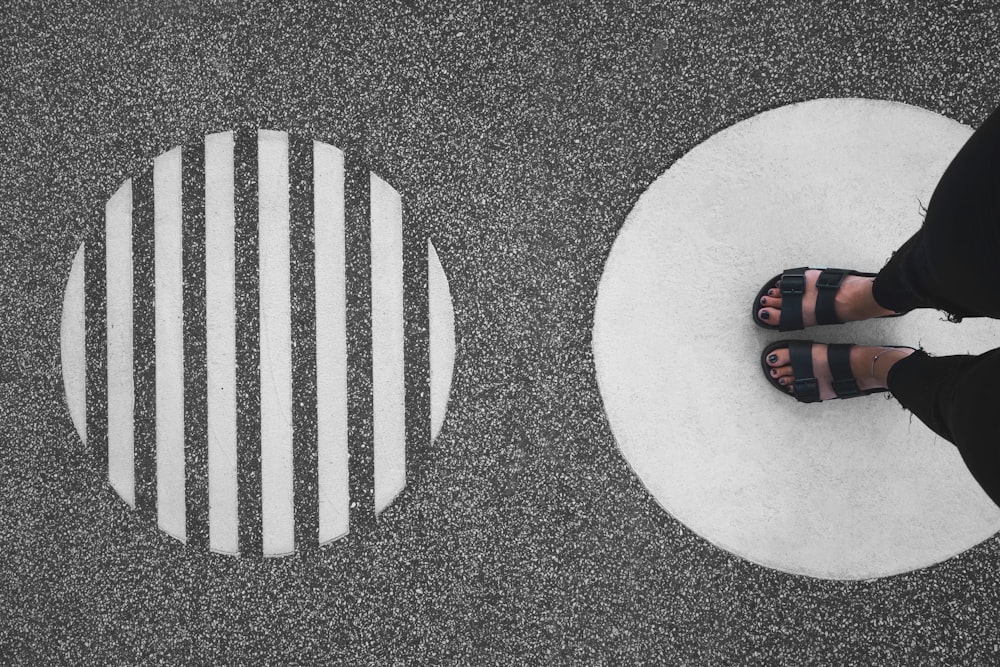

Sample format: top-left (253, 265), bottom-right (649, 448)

top-left (258, 130), bottom-right (294, 556)
top-left (205, 132), bottom-right (239, 555)
top-left (155, 147), bottom-right (187, 541)
top-left (428, 239), bottom-right (455, 443)
top-left (314, 141), bottom-right (349, 543)
top-left (370, 173), bottom-right (405, 515)
top-left (106, 182), bottom-right (135, 506)
top-left (62, 243), bottom-right (87, 445)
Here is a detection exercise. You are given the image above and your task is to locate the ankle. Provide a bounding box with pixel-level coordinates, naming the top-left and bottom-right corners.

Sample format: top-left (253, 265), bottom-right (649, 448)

top-left (870, 347), bottom-right (915, 387)
top-left (839, 277), bottom-right (896, 319)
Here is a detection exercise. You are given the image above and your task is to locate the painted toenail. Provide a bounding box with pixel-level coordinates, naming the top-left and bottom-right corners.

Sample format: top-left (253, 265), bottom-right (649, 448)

top-left (768, 354), bottom-right (778, 363)
top-left (767, 290), bottom-right (774, 296)
top-left (760, 296), bottom-right (767, 305)
top-left (778, 378), bottom-right (785, 385)
top-left (760, 310), bottom-right (770, 320)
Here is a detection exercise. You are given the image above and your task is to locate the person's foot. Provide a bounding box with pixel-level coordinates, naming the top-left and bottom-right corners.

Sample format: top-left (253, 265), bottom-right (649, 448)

top-left (757, 270), bottom-right (897, 328)
top-left (764, 343), bottom-right (916, 399)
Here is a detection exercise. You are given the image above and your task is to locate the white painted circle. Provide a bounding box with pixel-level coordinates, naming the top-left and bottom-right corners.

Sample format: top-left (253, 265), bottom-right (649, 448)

top-left (594, 99), bottom-right (1000, 580)
top-left (59, 132), bottom-right (456, 556)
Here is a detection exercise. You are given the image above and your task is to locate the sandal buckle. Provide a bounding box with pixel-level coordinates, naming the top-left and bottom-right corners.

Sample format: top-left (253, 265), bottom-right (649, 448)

top-left (781, 271), bottom-right (806, 296)
top-left (832, 378), bottom-right (861, 398)
top-left (793, 377), bottom-right (820, 402)
top-left (816, 269), bottom-right (846, 290)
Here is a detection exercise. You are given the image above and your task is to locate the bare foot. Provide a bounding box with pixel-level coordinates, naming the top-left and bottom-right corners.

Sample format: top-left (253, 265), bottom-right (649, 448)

top-left (765, 343), bottom-right (915, 399)
top-left (757, 270), bottom-right (897, 328)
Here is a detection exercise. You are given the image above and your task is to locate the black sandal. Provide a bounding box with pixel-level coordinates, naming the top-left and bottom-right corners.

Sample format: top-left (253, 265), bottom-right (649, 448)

top-left (752, 267), bottom-right (890, 331)
top-left (760, 339), bottom-right (891, 404)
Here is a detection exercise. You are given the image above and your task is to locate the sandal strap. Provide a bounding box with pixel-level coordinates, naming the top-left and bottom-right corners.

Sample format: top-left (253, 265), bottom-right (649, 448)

top-left (778, 267), bottom-right (807, 332)
top-left (787, 340), bottom-right (820, 403)
top-left (815, 268), bottom-right (850, 325)
top-left (827, 343), bottom-right (862, 398)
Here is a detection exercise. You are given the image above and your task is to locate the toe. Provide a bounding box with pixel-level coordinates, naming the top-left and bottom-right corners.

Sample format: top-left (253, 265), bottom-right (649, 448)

top-left (773, 365), bottom-right (794, 378)
top-left (777, 372), bottom-right (796, 393)
top-left (758, 307), bottom-right (781, 325)
top-left (766, 349), bottom-right (790, 367)
top-left (759, 295), bottom-right (782, 309)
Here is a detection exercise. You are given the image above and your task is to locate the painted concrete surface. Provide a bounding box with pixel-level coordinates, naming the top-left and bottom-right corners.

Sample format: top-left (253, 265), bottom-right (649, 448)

top-left (313, 139), bottom-right (350, 545)
top-left (205, 130), bottom-right (239, 554)
top-left (105, 179), bottom-right (135, 507)
top-left (594, 99), bottom-right (1000, 579)
top-left (371, 172), bottom-right (406, 515)
top-left (9, 2), bottom-right (1000, 664)
top-left (429, 239), bottom-right (455, 443)
top-left (60, 244), bottom-right (86, 445)
top-left (153, 146), bottom-right (187, 542)
top-left (58, 131), bottom-right (455, 556)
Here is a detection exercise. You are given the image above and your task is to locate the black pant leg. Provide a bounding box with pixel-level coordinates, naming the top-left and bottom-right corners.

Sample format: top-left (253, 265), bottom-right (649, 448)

top-left (872, 104), bottom-right (1000, 318)
top-left (871, 228), bottom-right (939, 314)
top-left (887, 349), bottom-right (1000, 508)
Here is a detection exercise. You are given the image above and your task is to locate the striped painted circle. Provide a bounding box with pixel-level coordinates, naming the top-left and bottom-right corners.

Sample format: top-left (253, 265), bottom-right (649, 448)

top-left (594, 99), bottom-right (1000, 579)
top-left (60, 130), bottom-right (455, 557)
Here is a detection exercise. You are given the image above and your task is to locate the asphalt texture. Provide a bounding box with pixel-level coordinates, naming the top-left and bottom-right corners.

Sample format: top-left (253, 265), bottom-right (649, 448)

top-left (3, 1), bottom-right (1000, 663)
